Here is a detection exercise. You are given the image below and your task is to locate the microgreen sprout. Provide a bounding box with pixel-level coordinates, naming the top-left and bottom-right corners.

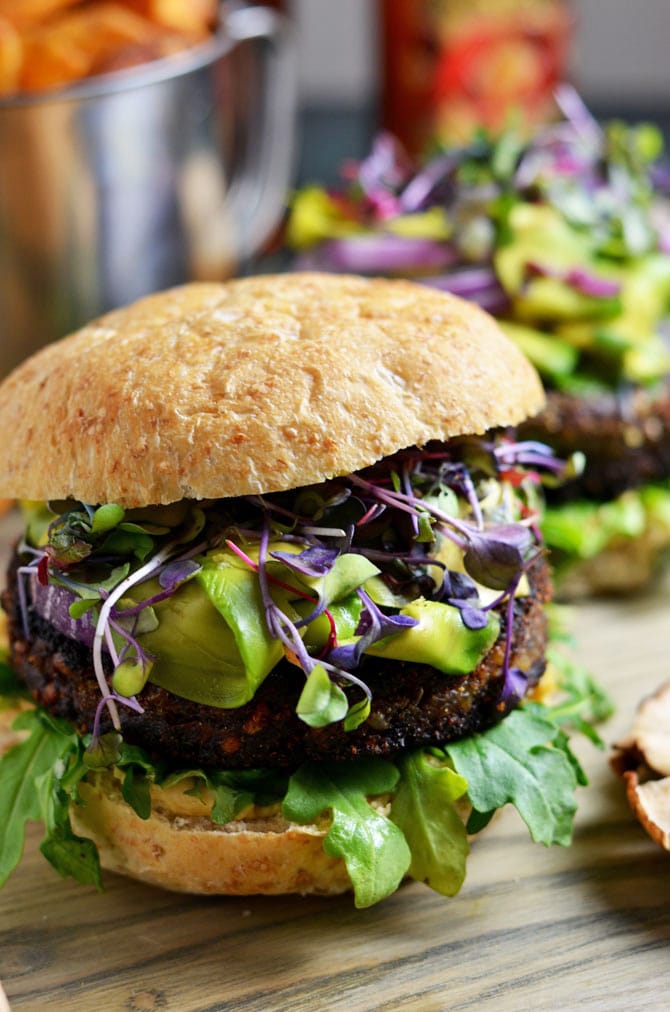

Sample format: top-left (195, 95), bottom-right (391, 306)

top-left (23, 434), bottom-right (565, 737)
top-left (288, 86), bottom-right (670, 392)
top-left (92, 543), bottom-right (176, 730)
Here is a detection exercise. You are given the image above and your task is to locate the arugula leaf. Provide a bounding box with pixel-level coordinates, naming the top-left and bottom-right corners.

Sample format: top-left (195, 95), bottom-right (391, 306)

top-left (0, 709), bottom-right (100, 889)
top-left (39, 785), bottom-right (101, 888)
top-left (120, 766), bottom-right (152, 820)
top-left (162, 767), bottom-right (289, 825)
top-left (0, 710), bottom-right (72, 886)
top-left (283, 760), bottom-right (410, 908)
top-left (162, 768), bottom-right (253, 825)
top-left (390, 752), bottom-right (469, 897)
top-left (114, 741), bottom-right (166, 820)
top-left (541, 644), bottom-right (614, 746)
top-left (446, 709), bottom-right (579, 846)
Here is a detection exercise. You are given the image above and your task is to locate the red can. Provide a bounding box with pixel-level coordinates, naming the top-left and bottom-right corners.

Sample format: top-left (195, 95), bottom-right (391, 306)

top-left (379, 0), bottom-right (573, 154)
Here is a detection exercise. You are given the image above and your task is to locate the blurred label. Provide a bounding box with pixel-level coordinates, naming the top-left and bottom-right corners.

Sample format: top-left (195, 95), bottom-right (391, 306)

top-left (379, 0), bottom-right (572, 153)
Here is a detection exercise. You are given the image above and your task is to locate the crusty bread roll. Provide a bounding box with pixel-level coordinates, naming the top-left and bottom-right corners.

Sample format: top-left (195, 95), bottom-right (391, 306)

top-left (0, 273), bottom-right (544, 507)
top-left (0, 272), bottom-right (548, 901)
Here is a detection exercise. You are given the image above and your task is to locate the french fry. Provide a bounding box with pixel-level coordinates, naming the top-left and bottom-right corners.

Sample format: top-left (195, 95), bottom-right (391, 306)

top-left (1, 0), bottom-right (217, 96)
top-left (0, 0), bottom-right (82, 31)
top-left (0, 17), bottom-right (22, 95)
top-left (19, 3), bottom-right (179, 91)
top-left (120, 0), bottom-right (217, 36)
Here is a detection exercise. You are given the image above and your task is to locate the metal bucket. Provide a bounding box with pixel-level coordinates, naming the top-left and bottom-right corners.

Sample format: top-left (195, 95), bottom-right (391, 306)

top-left (0, 2), bottom-right (296, 375)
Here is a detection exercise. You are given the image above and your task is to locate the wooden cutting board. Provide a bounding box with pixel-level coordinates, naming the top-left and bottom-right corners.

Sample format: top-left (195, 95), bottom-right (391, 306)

top-left (1, 508), bottom-right (669, 1010)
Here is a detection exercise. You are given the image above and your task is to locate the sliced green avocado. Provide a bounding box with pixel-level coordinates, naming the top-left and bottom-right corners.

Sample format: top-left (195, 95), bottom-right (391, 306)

top-left (364, 599), bottom-right (500, 675)
top-left (495, 204), bottom-right (621, 322)
top-left (138, 547), bottom-right (294, 708)
top-left (499, 321), bottom-right (578, 382)
top-left (139, 577), bottom-right (275, 708)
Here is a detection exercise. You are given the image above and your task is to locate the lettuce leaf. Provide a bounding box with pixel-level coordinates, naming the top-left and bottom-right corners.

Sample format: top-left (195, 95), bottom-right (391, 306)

top-left (390, 752), bottom-right (469, 896)
top-left (446, 708), bottom-right (580, 846)
top-left (0, 684), bottom-right (596, 898)
top-left (282, 760), bottom-right (410, 908)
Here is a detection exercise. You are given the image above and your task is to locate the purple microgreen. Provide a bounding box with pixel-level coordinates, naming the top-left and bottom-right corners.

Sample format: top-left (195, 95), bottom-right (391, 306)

top-left (495, 439), bottom-right (563, 472)
top-left (401, 463), bottom-right (419, 538)
top-left (158, 558), bottom-right (202, 591)
top-left (299, 525), bottom-right (348, 539)
top-left (502, 666), bottom-right (529, 703)
top-left (90, 691), bottom-right (144, 743)
top-left (554, 83), bottom-right (602, 142)
top-left (348, 473), bottom-right (470, 548)
top-left (499, 568), bottom-right (525, 703)
top-left (16, 559), bottom-right (43, 638)
top-left (356, 503), bottom-right (387, 526)
top-left (245, 494), bottom-right (304, 526)
top-left (445, 569), bottom-right (479, 600)
top-left (462, 527), bottom-right (531, 591)
top-left (84, 731), bottom-right (123, 770)
top-left (270, 545), bottom-right (339, 577)
top-left (450, 601), bottom-right (490, 631)
top-left (255, 521), bottom-right (316, 672)
top-left (92, 541), bottom-right (176, 731)
top-left (328, 590), bottom-right (418, 671)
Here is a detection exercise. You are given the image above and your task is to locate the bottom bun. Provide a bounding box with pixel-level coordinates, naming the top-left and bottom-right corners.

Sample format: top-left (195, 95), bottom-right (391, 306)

top-left (71, 770), bottom-right (353, 896)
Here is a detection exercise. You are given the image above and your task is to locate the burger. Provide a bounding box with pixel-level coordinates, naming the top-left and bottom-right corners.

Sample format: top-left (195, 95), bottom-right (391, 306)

top-left (287, 88), bottom-right (670, 596)
top-left (0, 272), bottom-right (590, 906)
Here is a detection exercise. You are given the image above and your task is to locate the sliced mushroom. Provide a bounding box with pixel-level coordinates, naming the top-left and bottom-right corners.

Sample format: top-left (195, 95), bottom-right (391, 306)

top-left (613, 680), bottom-right (670, 851)
top-left (624, 771), bottom-right (670, 851)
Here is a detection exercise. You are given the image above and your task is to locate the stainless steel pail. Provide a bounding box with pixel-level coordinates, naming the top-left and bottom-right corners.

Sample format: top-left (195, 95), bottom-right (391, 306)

top-left (0, 2), bottom-right (296, 375)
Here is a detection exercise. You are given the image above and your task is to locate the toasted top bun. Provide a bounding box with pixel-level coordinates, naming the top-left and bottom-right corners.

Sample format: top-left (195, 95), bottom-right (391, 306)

top-left (0, 272), bottom-right (544, 507)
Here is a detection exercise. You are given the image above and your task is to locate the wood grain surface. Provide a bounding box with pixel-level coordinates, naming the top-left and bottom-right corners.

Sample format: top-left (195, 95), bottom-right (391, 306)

top-left (1, 507), bottom-right (669, 1011)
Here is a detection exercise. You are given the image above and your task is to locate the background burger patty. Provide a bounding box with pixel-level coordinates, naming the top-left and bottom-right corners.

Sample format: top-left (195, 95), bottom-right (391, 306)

top-left (4, 556), bottom-right (550, 770)
top-left (519, 381), bottom-right (670, 502)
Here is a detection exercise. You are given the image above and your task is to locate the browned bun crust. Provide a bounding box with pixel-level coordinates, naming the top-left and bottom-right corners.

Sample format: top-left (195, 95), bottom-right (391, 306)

top-left (71, 769), bottom-right (353, 896)
top-left (0, 273), bottom-right (544, 507)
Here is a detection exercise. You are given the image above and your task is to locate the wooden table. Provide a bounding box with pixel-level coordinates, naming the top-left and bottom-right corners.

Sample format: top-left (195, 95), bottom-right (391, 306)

top-left (1, 508), bottom-right (669, 1011)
